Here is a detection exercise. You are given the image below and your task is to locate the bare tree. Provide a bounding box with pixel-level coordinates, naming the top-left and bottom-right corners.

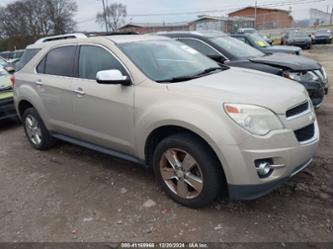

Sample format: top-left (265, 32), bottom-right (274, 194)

top-left (96, 3), bottom-right (127, 32)
top-left (0, 0), bottom-right (77, 38)
top-left (45, 0), bottom-right (78, 34)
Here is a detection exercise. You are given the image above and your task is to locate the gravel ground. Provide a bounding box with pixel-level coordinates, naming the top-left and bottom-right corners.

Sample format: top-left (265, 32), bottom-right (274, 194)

top-left (0, 45), bottom-right (332, 242)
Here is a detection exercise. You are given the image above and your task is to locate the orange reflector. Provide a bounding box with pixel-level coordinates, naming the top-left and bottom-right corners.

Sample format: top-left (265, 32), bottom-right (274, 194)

top-left (225, 105), bottom-right (239, 114)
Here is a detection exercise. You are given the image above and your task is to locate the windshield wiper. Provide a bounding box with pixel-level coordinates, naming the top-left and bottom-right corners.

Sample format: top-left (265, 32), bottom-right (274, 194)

top-left (195, 66), bottom-right (226, 76)
top-left (157, 75), bottom-right (197, 83)
top-left (157, 67), bottom-right (226, 83)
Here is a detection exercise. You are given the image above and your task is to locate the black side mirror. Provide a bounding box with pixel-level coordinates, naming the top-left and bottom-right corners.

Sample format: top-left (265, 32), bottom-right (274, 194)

top-left (96, 69), bottom-right (131, 86)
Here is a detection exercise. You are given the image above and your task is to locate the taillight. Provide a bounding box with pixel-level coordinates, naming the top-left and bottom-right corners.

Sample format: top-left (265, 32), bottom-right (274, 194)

top-left (10, 74), bottom-right (16, 87)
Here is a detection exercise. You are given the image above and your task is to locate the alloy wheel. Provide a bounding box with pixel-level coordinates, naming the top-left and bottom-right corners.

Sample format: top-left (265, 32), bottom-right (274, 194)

top-left (160, 148), bottom-right (203, 199)
top-left (25, 114), bottom-right (42, 145)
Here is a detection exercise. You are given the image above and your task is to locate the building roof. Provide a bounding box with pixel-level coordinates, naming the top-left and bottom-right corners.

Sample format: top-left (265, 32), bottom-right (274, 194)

top-left (158, 30), bottom-right (227, 37)
top-left (228, 6), bottom-right (290, 16)
top-left (120, 22), bottom-right (189, 29)
top-left (189, 15), bottom-right (228, 23)
top-left (189, 15), bottom-right (255, 24)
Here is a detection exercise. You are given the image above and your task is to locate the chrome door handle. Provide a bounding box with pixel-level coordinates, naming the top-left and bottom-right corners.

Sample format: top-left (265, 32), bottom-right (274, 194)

top-left (74, 88), bottom-right (85, 96)
top-left (34, 79), bottom-right (43, 86)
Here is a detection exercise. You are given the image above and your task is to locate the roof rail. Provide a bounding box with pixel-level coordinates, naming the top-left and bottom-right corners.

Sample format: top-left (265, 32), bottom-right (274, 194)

top-left (34, 33), bottom-right (87, 44)
top-left (87, 31), bottom-right (139, 37)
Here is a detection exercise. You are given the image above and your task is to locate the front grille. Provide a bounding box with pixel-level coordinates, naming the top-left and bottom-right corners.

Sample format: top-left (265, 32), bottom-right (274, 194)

top-left (294, 123), bottom-right (315, 142)
top-left (286, 101), bottom-right (309, 118)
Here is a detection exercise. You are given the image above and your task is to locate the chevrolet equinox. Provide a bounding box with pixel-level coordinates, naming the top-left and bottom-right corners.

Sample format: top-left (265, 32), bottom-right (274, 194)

top-left (14, 34), bottom-right (319, 208)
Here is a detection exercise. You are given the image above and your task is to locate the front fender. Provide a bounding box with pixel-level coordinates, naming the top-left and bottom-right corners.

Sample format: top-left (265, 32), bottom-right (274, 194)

top-left (135, 100), bottom-right (238, 183)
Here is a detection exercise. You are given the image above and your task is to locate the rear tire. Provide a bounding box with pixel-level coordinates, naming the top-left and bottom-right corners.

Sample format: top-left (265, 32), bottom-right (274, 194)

top-left (23, 108), bottom-right (56, 150)
top-left (153, 133), bottom-right (226, 208)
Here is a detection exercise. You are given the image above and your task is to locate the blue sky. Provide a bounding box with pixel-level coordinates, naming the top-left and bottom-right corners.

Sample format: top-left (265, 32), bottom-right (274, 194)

top-left (1, 0), bottom-right (333, 31)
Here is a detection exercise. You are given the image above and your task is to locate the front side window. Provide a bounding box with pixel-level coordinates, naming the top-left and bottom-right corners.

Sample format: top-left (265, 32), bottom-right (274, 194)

top-left (178, 38), bottom-right (220, 57)
top-left (78, 45), bottom-right (127, 80)
top-left (42, 46), bottom-right (76, 77)
top-left (119, 40), bottom-right (221, 82)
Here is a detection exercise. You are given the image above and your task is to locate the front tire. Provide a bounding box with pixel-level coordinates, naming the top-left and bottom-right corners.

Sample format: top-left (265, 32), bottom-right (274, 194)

top-left (153, 133), bottom-right (225, 208)
top-left (23, 108), bottom-right (56, 150)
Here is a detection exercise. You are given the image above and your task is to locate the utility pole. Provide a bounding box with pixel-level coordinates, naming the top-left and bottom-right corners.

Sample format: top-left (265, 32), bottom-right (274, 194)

top-left (254, 0), bottom-right (257, 29)
top-left (330, 5), bottom-right (333, 26)
top-left (101, 0), bottom-right (109, 32)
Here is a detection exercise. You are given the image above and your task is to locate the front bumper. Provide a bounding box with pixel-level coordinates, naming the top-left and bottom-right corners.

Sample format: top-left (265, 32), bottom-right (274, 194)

top-left (219, 114), bottom-right (319, 200)
top-left (288, 41), bottom-right (311, 48)
top-left (229, 158), bottom-right (312, 200)
top-left (313, 37), bottom-right (332, 44)
top-left (0, 96), bottom-right (17, 121)
top-left (307, 87), bottom-right (325, 108)
top-left (300, 82), bottom-right (326, 108)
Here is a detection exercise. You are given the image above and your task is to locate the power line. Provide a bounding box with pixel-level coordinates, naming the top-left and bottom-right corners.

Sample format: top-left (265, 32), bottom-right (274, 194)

top-left (77, 0), bottom-right (327, 24)
top-left (126, 0), bottom-right (326, 17)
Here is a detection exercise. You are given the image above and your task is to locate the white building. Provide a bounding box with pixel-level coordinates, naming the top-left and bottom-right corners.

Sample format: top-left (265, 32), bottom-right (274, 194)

top-left (309, 8), bottom-right (331, 26)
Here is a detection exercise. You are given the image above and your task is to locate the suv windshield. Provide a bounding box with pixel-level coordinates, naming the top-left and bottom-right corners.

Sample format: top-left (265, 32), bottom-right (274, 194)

top-left (289, 32), bottom-right (308, 38)
top-left (249, 33), bottom-right (271, 48)
top-left (119, 40), bottom-right (222, 82)
top-left (210, 36), bottom-right (264, 59)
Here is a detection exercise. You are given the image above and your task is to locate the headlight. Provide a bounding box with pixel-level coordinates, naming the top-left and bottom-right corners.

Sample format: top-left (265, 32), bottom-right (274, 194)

top-left (283, 71), bottom-right (319, 82)
top-left (224, 104), bottom-right (283, 136)
top-left (321, 66), bottom-right (327, 80)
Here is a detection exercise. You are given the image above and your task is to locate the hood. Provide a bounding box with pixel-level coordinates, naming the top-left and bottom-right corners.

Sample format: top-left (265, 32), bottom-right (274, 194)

top-left (249, 53), bottom-right (321, 71)
top-left (168, 67), bottom-right (308, 115)
top-left (314, 32), bottom-right (331, 37)
top-left (264, 45), bottom-right (301, 54)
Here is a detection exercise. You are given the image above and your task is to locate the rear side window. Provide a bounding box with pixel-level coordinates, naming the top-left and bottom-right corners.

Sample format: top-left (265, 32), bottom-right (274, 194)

top-left (16, 49), bottom-right (40, 71)
top-left (40, 46), bottom-right (76, 77)
top-left (78, 45), bottom-right (127, 80)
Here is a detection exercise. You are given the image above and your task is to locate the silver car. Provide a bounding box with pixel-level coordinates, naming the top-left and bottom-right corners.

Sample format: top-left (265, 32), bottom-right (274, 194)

top-left (14, 34), bottom-right (319, 208)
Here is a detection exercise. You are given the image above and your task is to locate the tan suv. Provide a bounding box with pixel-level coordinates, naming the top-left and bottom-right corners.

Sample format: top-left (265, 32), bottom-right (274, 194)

top-left (14, 34), bottom-right (319, 208)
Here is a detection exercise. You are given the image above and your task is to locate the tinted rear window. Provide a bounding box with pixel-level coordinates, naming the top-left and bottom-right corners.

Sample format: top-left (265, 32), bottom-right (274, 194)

top-left (44, 46), bottom-right (76, 77)
top-left (15, 49), bottom-right (40, 71)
